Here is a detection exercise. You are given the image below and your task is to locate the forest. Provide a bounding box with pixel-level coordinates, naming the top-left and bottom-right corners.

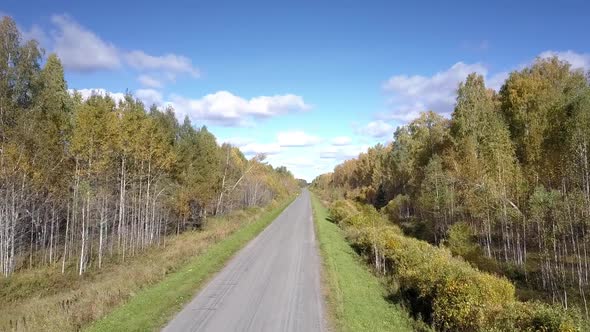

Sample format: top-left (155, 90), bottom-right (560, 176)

top-left (0, 16), bottom-right (298, 278)
top-left (313, 56), bottom-right (590, 329)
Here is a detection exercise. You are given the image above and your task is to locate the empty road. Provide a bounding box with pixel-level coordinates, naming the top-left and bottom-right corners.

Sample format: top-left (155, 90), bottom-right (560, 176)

top-left (163, 189), bottom-right (326, 332)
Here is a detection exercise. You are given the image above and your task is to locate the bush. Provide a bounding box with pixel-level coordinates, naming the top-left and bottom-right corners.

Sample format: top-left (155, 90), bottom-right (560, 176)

top-left (341, 210), bottom-right (581, 331)
top-left (328, 199), bottom-right (358, 224)
top-left (383, 194), bottom-right (411, 223)
top-left (380, 232), bottom-right (515, 330)
top-left (345, 204), bottom-right (385, 228)
top-left (445, 221), bottom-right (480, 259)
top-left (489, 301), bottom-right (580, 332)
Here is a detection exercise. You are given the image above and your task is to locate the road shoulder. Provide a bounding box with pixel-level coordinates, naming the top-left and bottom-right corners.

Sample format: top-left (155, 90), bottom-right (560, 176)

top-left (310, 193), bottom-right (414, 332)
top-left (85, 196), bottom-right (295, 332)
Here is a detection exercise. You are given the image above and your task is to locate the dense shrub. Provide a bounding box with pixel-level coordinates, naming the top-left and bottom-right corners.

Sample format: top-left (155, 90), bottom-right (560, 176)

top-left (345, 204), bottom-right (388, 228)
top-left (384, 231), bottom-right (513, 330)
top-left (328, 199), bottom-right (359, 224)
top-left (383, 194), bottom-right (411, 223)
top-left (445, 221), bottom-right (480, 259)
top-left (489, 301), bottom-right (580, 332)
top-left (341, 208), bottom-right (581, 331)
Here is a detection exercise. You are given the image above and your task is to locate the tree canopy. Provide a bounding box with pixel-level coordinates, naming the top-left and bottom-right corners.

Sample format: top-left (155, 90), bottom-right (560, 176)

top-left (0, 16), bottom-right (298, 277)
top-left (314, 56), bottom-right (590, 315)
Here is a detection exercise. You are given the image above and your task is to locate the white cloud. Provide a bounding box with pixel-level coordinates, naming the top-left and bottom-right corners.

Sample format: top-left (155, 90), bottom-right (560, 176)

top-left (356, 120), bottom-right (394, 139)
top-left (70, 88), bottom-right (126, 104)
top-left (318, 146), bottom-right (340, 159)
top-left (135, 89), bottom-right (163, 106)
top-left (378, 50), bottom-right (590, 126)
top-left (69, 88), bottom-right (162, 108)
top-left (138, 74), bottom-right (163, 88)
top-left (240, 143), bottom-right (281, 156)
top-left (382, 62), bottom-right (489, 122)
top-left (539, 50), bottom-right (590, 72)
top-left (221, 137), bottom-right (254, 147)
top-left (248, 95), bottom-right (311, 116)
top-left (21, 24), bottom-right (48, 45)
top-left (487, 71), bottom-right (509, 91)
top-left (51, 15), bottom-right (121, 71)
top-left (169, 91), bottom-right (310, 126)
top-left (278, 156), bottom-right (316, 167)
top-left (277, 131), bottom-right (321, 147)
top-left (68, 88), bottom-right (309, 127)
top-left (125, 50), bottom-right (199, 78)
top-left (265, 153), bottom-right (338, 182)
top-left (331, 136), bottom-right (352, 146)
top-left (17, 14), bottom-right (200, 85)
top-left (320, 144), bottom-right (371, 160)
top-left (221, 132), bottom-right (325, 180)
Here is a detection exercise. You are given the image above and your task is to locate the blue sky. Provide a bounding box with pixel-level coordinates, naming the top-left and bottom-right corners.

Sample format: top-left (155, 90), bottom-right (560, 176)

top-left (2, 0), bottom-right (589, 181)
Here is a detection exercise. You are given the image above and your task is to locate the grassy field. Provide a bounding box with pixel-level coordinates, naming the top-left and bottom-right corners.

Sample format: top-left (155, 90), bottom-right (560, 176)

top-left (310, 193), bottom-right (415, 332)
top-left (0, 196), bottom-right (295, 332)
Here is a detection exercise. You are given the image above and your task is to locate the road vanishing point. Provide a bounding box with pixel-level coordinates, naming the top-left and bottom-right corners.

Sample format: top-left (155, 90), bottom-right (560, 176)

top-left (163, 189), bottom-right (326, 332)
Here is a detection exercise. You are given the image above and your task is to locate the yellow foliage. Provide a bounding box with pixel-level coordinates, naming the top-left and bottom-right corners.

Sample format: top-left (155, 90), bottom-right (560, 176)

top-left (339, 205), bottom-right (580, 331)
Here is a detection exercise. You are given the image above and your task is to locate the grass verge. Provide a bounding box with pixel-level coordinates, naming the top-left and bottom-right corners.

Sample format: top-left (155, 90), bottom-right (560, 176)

top-left (0, 196), bottom-right (295, 332)
top-left (311, 193), bottom-right (414, 332)
top-left (85, 196), bottom-right (295, 332)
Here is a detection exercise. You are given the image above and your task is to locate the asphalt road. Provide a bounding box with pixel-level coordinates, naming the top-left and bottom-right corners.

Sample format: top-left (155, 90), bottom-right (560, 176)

top-left (163, 189), bottom-right (326, 332)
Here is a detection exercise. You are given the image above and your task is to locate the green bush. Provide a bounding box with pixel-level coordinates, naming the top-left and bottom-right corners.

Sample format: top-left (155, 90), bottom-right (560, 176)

top-left (445, 221), bottom-right (480, 259)
top-left (383, 194), bottom-right (411, 223)
top-left (328, 199), bottom-right (359, 224)
top-left (488, 301), bottom-right (580, 332)
top-left (345, 204), bottom-right (388, 228)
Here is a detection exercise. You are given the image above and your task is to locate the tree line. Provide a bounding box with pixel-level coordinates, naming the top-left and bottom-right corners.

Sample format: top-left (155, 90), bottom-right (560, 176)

top-left (0, 16), bottom-right (298, 277)
top-left (314, 57), bottom-right (590, 313)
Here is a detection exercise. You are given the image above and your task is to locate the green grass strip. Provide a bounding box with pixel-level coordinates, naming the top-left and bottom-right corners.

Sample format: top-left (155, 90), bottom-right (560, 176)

top-left (86, 196), bottom-right (295, 332)
top-left (311, 193), bottom-right (414, 332)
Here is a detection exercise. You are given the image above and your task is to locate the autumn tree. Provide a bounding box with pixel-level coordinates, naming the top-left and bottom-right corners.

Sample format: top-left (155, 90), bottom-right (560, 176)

top-left (0, 15), bottom-right (299, 277)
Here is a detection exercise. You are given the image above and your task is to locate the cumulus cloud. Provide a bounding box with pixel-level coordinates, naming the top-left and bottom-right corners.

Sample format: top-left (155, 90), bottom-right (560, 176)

top-left (277, 131), bottom-right (321, 147)
top-left (21, 24), bottom-right (48, 45)
top-left (169, 91), bottom-right (310, 126)
top-left (356, 120), bottom-right (394, 138)
top-left (380, 59), bottom-right (565, 123)
top-left (487, 71), bottom-right (509, 91)
top-left (125, 51), bottom-right (199, 78)
top-left (331, 136), bottom-right (352, 146)
top-left (264, 153), bottom-right (338, 182)
top-left (320, 144), bottom-right (371, 160)
top-left (19, 14), bottom-right (200, 85)
top-left (539, 50), bottom-right (590, 72)
top-left (277, 156), bottom-right (316, 167)
top-left (135, 89), bottom-right (163, 106)
top-left (380, 50), bottom-right (590, 124)
top-left (51, 15), bottom-right (121, 71)
top-left (138, 74), bottom-right (163, 88)
top-left (240, 143), bottom-right (281, 156)
top-left (221, 137), bottom-right (254, 147)
top-left (382, 62), bottom-right (488, 122)
top-left (68, 87), bottom-right (309, 126)
top-left (70, 88), bottom-right (126, 104)
top-left (70, 88), bottom-right (163, 108)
